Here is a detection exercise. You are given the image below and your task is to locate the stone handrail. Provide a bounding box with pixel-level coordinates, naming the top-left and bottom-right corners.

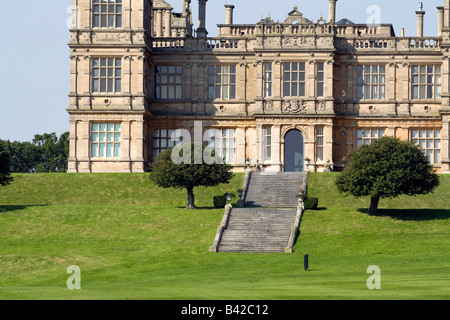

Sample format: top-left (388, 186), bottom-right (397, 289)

top-left (209, 204), bottom-right (233, 252)
top-left (337, 36), bottom-right (442, 52)
top-left (151, 37), bottom-right (250, 52)
top-left (237, 169), bottom-right (252, 208)
top-left (285, 172), bottom-right (308, 253)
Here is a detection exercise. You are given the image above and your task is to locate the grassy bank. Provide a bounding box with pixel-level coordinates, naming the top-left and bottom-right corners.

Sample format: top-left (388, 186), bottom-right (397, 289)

top-left (0, 173), bottom-right (448, 299)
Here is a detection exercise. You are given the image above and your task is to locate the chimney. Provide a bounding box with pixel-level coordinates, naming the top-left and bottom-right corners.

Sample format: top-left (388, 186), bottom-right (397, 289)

top-left (401, 28), bottom-right (405, 37)
top-left (446, 0), bottom-right (450, 29)
top-left (416, 5), bottom-right (425, 37)
top-left (329, 0), bottom-right (337, 24)
top-left (197, 0), bottom-right (208, 38)
top-left (225, 4), bottom-right (235, 25)
top-left (438, 6), bottom-right (444, 36)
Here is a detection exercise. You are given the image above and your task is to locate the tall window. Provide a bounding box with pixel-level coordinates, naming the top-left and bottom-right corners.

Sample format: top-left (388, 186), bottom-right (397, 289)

top-left (91, 123), bottom-right (121, 158)
top-left (411, 129), bottom-right (441, 164)
top-left (357, 65), bottom-right (386, 100)
top-left (155, 66), bottom-right (183, 100)
top-left (263, 127), bottom-right (272, 161)
top-left (316, 127), bottom-right (324, 161)
top-left (317, 63), bottom-right (325, 97)
top-left (264, 63), bottom-right (272, 97)
top-left (356, 129), bottom-right (385, 148)
top-left (412, 65), bottom-right (441, 100)
top-left (92, 58), bottom-right (122, 93)
top-left (208, 65), bottom-right (236, 100)
top-left (283, 62), bottom-right (306, 97)
top-left (93, 0), bottom-right (122, 28)
top-left (152, 129), bottom-right (181, 161)
top-left (205, 129), bottom-right (236, 164)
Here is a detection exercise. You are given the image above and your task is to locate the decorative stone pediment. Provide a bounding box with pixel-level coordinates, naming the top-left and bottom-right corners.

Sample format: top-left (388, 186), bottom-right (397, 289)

top-left (284, 6), bottom-right (312, 25)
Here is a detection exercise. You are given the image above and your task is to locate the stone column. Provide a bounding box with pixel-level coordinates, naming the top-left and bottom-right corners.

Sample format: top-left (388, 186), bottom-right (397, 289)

top-left (438, 6), bottom-right (444, 37)
top-left (197, 0), bottom-right (208, 38)
top-left (225, 4), bottom-right (235, 25)
top-left (328, 0), bottom-right (337, 24)
top-left (236, 127), bottom-right (246, 167)
top-left (324, 124), bottom-right (334, 168)
top-left (79, 121), bottom-right (91, 173)
top-left (271, 125), bottom-right (282, 172)
top-left (441, 117), bottom-right (450, 172)
top-left (416, 10), bottom-right (425, 37)
top-left (256, 124), bottom-right (263, 165)
top-left (131, 119), bottom-right (145, 173)
top-left (155, 10), bottom-right (163, 37)
top-left (164, 9), bottom-right (172, 37)
top-left (67, 119), bottom-right (78, 173)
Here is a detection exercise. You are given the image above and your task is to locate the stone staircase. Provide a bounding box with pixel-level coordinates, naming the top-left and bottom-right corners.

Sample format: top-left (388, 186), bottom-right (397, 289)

top-left (211, 172), bottom-right (307, 253)
top-left (218, 208), bottom-right (297, 253)
top-left (244, 172), bottom-right (306, 208)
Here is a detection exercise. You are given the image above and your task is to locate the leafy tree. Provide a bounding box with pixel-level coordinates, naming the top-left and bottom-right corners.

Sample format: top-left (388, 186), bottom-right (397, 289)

top-left (33, 132), bottom-right (69, 172)
top-left (150, 143), bottom-right (233, 209)
top-left (4, 132), bottom-right (69, 173)
top-left (335, 136), bottom-right (440, 214)
top-left (4, 140), bottom-right (39, 173)
top-left (0, 140), bottom-right (13, 186)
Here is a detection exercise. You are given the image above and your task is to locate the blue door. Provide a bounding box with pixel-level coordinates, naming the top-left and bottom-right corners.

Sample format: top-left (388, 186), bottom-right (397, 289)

top-left (284, 129), bottom-right (304, 172)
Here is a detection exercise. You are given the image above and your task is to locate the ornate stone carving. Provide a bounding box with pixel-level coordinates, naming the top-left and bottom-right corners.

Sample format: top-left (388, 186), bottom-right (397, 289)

top-left (283, 99), bottom-right (306, 114)
top-left (263, 100), bottom-right (274, 113)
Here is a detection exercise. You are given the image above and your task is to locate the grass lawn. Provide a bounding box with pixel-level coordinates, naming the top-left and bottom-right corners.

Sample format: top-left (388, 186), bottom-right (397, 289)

top-left (0, 172), bottom-right (449, 300)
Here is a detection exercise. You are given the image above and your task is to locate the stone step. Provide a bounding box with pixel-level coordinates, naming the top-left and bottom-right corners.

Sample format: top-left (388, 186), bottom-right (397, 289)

top-left (216, 172), bottom-right (306, 253)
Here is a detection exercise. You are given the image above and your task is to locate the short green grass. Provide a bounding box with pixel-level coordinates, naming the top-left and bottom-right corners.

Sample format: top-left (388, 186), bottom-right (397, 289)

top-left (0, 173), bottom-right (449, 300)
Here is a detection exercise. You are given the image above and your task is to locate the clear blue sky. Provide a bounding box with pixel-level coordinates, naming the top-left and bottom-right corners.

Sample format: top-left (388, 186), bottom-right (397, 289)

top-left (0, 0), bottom-right (443, 142)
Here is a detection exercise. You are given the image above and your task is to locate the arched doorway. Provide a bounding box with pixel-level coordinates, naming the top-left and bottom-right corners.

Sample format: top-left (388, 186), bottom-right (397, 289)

top-left (284, 129), bottom-right (304, 172)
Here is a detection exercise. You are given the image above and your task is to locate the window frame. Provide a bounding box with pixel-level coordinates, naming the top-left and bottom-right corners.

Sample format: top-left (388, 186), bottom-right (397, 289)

top-left (208, 65), bottom-right (237, 101)
top-left (355, 128), bottom-right (386, 148)
top-left (152, 129), bottom-right (181, 161)
top-left (316, 126), bottom-right (324, 162)
top-left (283, 62), bottom-right (306, 97)
top-left (92, 57), bottom-right (122, 94)
top-left (205, 128), bottom-right (236, 164)
top-left (264, 63), bottom-right (273, 98)
top-left (91, 122), bottom-right (121, 158)
top-left (316, 63), bottom-right (325, 98)
top-left (92, 0), bottom-right (123, 29)
top-left (411, 65), bottom-right (442, 100)
top-left (263, 126), bottom-right (272, 162)
top-left (154, 65), bottom-right (183, 100)
top-left (357, 65), bottom-right (386, 101)
top-left (411, 129), bottom-right (441, 165)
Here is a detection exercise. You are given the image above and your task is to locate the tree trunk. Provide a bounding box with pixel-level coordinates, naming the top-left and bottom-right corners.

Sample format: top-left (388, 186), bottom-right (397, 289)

top-left (186, 187), bottom-right (196, 209)
top-left (369, 196), bottom-right (380, 214)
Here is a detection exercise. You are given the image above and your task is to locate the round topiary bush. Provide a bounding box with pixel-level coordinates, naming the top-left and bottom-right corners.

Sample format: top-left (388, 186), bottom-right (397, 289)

top-left (304, 197), bottom-right (318, 210)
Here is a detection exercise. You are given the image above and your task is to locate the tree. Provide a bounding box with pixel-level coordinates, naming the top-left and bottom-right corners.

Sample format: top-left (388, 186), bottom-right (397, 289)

top-left (0, 140), bottom-right (13, 186)
top-left (335, 136), bottom-right (440, 214)
top-left (33, 132), bottom-right (69, 173)
top-left (150, 143), bottom-right (233, 209)
top-left (4, 140), bottom-right (39, 173)
top-left (4, 132), bottom-right (69, 173)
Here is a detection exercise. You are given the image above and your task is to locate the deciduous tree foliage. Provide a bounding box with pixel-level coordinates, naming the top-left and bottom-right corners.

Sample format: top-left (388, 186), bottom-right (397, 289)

top-left (3, 132), bottom-right (69, 173)
top-left (0, 140), bottom-right (13, 186)
top-left (335, 136), bottom-right (440, 214)
top-left (150, 143), bottom-right (233, 209)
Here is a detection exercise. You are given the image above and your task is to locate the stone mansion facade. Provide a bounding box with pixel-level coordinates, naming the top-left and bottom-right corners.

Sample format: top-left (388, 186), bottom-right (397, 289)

top-left (67, 0), bottom-right (450, 173)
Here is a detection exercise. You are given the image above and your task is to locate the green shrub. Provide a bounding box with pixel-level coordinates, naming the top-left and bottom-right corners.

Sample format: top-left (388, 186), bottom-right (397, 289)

top-left (304, 197), bottom-right (318, 210)
top-left (213, 195), bottom-right (226, 208)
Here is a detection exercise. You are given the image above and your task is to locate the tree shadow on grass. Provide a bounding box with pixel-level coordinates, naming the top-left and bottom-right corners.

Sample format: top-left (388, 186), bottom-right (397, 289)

top-left (0, 205), bottom-right (48, 214)
top-left (358, 208), bottom-right (450, 221)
